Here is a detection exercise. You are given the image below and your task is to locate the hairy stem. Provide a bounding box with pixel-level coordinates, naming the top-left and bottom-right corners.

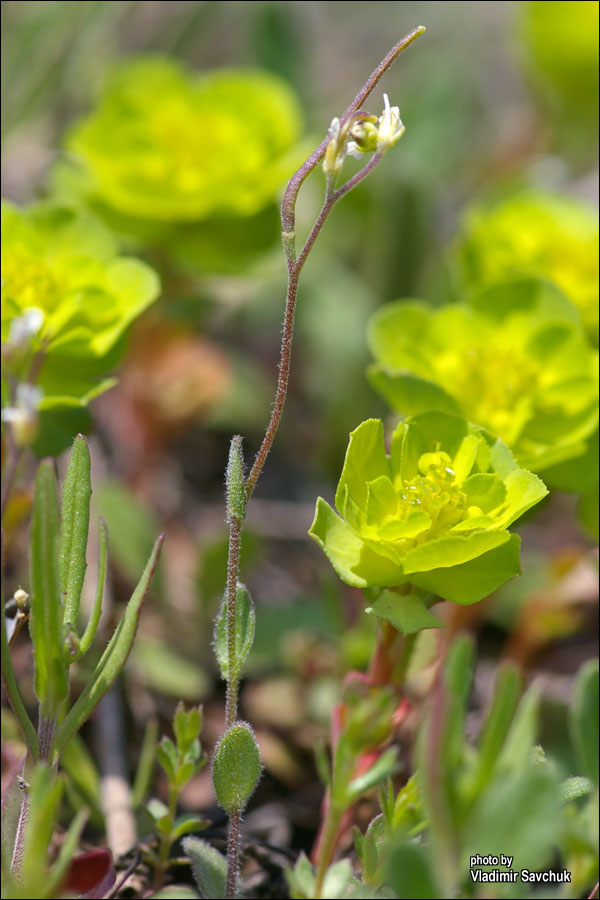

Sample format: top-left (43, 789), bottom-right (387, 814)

top-left (226, 808), bottom-right (241, 899)
top-left (225, 516), bottom-right (242, 728)
top-left (313, 801), bottom-right (345, 899)
top-left (221, 29), bottom-right (426, 899)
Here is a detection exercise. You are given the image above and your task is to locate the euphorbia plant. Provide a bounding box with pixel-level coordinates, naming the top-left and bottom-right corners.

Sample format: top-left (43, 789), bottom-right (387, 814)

top-left (310, 411), bottom-right (547, 605)
top-left (1, 200), bottom-right (160, 412)
top-left (367, 279), bottom-right (599, 474)
top-left (453, 190), bottom-right (599, 344)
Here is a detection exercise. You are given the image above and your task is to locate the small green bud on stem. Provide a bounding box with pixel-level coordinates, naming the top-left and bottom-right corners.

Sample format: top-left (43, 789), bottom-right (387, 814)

top-left (226, 435), bottom-right (246, 524)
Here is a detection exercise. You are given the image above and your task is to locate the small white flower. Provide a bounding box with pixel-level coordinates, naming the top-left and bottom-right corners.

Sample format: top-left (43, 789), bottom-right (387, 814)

top-left (2, 382), bottom-right (44, 445)
top-left (328, 117), bottom-right (341, 140)
top-left (377, 93), bottom-right (405, 151)
top-left (8, 307), bottom-right (45, 347)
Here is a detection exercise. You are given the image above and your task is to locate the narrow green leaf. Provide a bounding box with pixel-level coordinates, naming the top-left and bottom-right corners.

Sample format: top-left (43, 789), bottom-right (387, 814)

top-left (497, 682), bottom-right (541, 773)
top-left (347, 747), bottom-right (400, 800)
top-left (46, 807), bottom-right (88, 896)
top-left (183, 836), bottom-right (227, 900)
top-left (314, 736), bottom-right (331, 788)
top-left (77, 518), bottom-right (108, 658)
top-left (366, 591), bottom-right (442, 635)
top-left (214, 582), bottom-right (255, 682)
top-left (30, 460), bottom-right (69, 718)
top-left (463, 764), bottom-right (560, 872)
top-left (212, 722), bottom-right (261, 814)
top-left (174, 703), bottom-right (203, 758)
top-left (322, 859), bottom-right (353, 898)
top-left (570, 660), bottom-right (599, 783)
top-left (59, 435), bottom-right (91, 628)
top-left (59, 732), bottom-right (104, 825)
top-left (443, 634), bottom-right (475, 768)
top-left (285, 852), bottom-right (315, 899)
top-left (385, 841), bottom-right (439, 899)
top-left (131, 717), bottom-right (159, 807)
top-left (1, 603), bottom-right (39, 758)
top-left (51, 535), bottom-right (163, 759)
top-left (171, 815), bottom-right (211, 841)
top-left (473, 663), bottom-right (522, 791)
top-left (156, 737), bottom-right (178, 781)
top-left (20, 765), bottom-right (63, 892)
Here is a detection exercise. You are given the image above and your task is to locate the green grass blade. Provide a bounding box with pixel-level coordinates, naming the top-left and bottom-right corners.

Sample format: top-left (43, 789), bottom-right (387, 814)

top-left (77, 518), bottom-right (108, 659)
top-left (51, 535), bottom-right (163, 759)
top-left (59, 435), bottom-right (91, 630)
top-left (30, 460), bottom-right (69, 719)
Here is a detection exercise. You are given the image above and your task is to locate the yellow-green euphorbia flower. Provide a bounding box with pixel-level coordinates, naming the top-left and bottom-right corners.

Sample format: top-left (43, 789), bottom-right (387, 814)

top-left (59, 57), bottom-right (304, 223)
top-left (1, 200), bottom-right (159, 408)
top-left (368, 279), bottom-right (599, 473)
top-left (309, 412), bottom-right (547, 604)
top-left (455, 191), bottom-right (599, 342)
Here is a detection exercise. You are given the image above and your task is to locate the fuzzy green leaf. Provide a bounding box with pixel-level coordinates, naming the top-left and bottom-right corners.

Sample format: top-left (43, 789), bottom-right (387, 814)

top-left (30, 460), bottom-right (69, 718)
top-left (174, 703), bottom-right (203, 758)
top-left (472, 663), bottom-right (522, 791)
top-left (212, 722), bottom-right (260, 814)
top-left (214, 583), bottom-right (255, 683)
top-left (570, 660), bottom-right (599, 783)
top-left (497, 682), bottom-right (541, 773)
top-left (559, 776), bottom-right (594, 803)
top-left (385, 842), bottom-right (439, 899)
top-left (51, 535), bottom-right (163, 759)
top-left (183, 836), bottom-right (228, 900)
top-left (366, 591), bottom-right (442, 634)
top-left (59, 434), bottom-right (91, 629)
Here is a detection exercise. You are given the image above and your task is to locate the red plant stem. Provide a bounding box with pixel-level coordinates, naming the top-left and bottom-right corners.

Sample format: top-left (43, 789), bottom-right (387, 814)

top-left (280, 25), bottom-right (425, 234)
top-left (245, 151), bottom-right (384, 499)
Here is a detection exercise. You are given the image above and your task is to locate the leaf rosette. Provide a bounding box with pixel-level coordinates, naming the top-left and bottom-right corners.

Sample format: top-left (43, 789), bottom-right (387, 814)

top-left (367, 279), bottom-right (599, 473)
top-left (455, 191), bottom-right (599, 343)
top-left (1, 200), bottom-right (159, 409)
top-left (309, 412), bottom-right (548, 604)
top-left (55, 57), bottom-right (305, 224)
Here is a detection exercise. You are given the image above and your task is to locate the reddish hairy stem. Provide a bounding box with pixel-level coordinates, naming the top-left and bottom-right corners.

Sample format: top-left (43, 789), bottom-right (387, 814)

top-left (280, 25), bottom-right (425, 233)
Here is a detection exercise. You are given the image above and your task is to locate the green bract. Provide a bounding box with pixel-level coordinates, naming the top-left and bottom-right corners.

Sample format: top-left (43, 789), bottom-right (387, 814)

top-left (455, 192), bottom-right (599, 342)
top-left (59, 57), bottom-right (304, 223)
top-left (368, 279), bottom-right (599, 472)
top-left (309, 413), bottom-right (548, 604)
top-left (1, 200), bottom-right (159, 408)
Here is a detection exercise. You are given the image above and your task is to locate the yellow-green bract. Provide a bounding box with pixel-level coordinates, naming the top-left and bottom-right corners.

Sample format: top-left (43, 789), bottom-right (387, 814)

top-left (368, 279), bottom-right (599, 473)
top-left (59, 57), bottom-right (304, 223)
top-left (309, 413), bottom-right (548, 604)
top-left (1, 201), bottom-right (160, 408)
top-left (455, 192), bottom-right (599, 343)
